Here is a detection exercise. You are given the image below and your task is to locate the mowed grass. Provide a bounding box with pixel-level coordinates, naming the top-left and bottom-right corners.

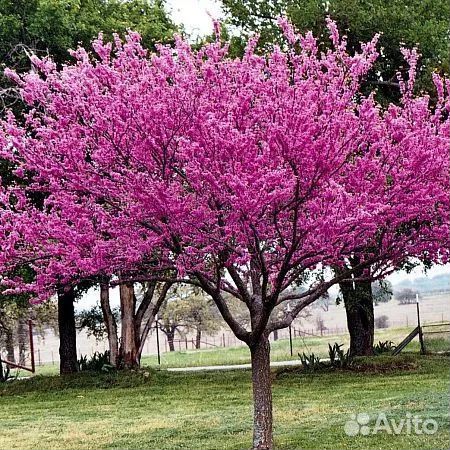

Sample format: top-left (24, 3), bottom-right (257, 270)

top-left (1, 354), bottom-right (449, 450)
top-left (34, 326), bottom-right (449, 376)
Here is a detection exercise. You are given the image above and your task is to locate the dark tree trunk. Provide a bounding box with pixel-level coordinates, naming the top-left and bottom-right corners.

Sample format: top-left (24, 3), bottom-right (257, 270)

top-left (340, 278), bottom-right (374, 357)
top-left (5, 329), bottom-right (15, 363)
top-left (57, 287), bottom-right (78, 374)
top-left (250, 334), bottom-right (273, 450)
top-left (166, 330), bottom-right (175, 352)
top-left (100, 281), bottom-right (119, 367)
top-left (272, 329), bottom-right (278, 341)
top-left (119, 282), bottom-right (139, 368)
top-left (195, 329), bottom-right (201, 349)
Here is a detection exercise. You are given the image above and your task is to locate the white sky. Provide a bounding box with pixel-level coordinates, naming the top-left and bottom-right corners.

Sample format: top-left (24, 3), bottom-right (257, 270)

top-left (166, 0), bottom-right (223, 38)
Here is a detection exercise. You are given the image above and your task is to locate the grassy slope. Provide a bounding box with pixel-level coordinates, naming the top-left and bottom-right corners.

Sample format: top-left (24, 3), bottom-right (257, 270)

top-left (1, 355), bottom-right (449, 450)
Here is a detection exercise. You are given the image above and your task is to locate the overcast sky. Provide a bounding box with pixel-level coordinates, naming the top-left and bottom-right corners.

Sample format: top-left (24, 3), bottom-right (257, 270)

top-left (166, 0), bottom-right (223, 38)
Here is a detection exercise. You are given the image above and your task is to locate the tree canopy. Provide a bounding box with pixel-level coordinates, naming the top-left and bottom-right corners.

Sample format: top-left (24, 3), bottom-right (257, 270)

top-left (0, 19), bottom-right (448, 450)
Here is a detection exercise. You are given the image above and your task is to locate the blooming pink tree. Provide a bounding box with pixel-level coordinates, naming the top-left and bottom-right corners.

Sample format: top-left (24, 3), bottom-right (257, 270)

top-left (1, 21), bottom-right (448, 449)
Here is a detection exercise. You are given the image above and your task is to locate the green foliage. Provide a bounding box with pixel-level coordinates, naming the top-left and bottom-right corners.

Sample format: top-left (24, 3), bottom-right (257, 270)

top-left (373, 280), bottom-right (393, 305)
top-left (298, 351), bottom-right (322, 371)
top-left (327, 342), bottom-right (351, 368)
top-left (0, 0), bottom-right (175, 65)
top-left (77, 350), bottom-right (114, 372)
top-left (222, 0), bottom-right (449, 100)
top-left (159, 284), bottom-right (221, 338)
top-left (76, 305), bottom-right (119, 340)
top-left (373, 340), bottom-right (396, 355)
top-left (0, 0), bottom-right (176, 112)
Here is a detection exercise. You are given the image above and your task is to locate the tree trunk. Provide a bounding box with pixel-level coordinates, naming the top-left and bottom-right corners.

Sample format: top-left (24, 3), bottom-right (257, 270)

top-left (5, 329), bottom-right (15, 363)
top-left (272, 329), bottom-right (278, 341)
top-left (17, 317), bottom-right (27, 365)
top-left (195, 329), bottom-right (201, 349)
top-left (100, 281), bottom-right (119, 367)
top-left (250, 334), bottom-right (273, 450)
top-left (167, 330), bottom-right (175, 352)
top-left (119, 282), bottom-right (138, 368)
top-left (57, 287), bottom-right (78, 374)
top-left (340, 279), bottom-right (374, 357)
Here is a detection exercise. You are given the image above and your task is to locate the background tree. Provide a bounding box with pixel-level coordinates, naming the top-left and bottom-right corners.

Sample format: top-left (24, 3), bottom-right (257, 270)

top-left (396, 287), bottom-right (421, 305)
top-left (222, 0), bottom-right (449, 93)
top-left (0, 297), bottom-right (57, 365)
top-left (0, 0), bottom-right (175, 71)
top-left (180, 286), bottom-right (221, 349)
top-left (313, 292), bottom-right (331, 312)
top-left (372, 280), bottom-right (393, 306)
top-left (76, 304), bottom-right (120, 341)
top-left (157, 285), bottom-right (221, 351)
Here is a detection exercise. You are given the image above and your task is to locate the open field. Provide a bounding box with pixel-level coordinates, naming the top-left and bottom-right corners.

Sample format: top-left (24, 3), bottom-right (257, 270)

top-left (1, 354), bottom-right (449, 450)
top-left (31, 325), bottom-right (450, 376)
top-left (22, 293), bottom-right (449, 370)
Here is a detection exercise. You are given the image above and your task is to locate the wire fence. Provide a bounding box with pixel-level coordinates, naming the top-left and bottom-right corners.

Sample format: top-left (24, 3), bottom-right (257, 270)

top-left (2, 296), bottom-right (449, 368)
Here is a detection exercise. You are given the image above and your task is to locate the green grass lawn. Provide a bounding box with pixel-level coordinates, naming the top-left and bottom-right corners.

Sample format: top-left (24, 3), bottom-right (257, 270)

top-left (34, 326), bottom-right (449, 376)
top-left (1, 354), bottom-right (449, 449)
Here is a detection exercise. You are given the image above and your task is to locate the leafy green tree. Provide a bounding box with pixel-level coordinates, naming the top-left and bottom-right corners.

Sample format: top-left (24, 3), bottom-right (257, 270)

top-left (76, 305), bottom-right (120, 340)
top-left (0, 0), bottom-right (176, 109)
top-left (372, 280), bottom-right (393, 306)
top-left (222, 0), bottom-right (449, 97)
top-left (158, 285), bottom-right (221, 351)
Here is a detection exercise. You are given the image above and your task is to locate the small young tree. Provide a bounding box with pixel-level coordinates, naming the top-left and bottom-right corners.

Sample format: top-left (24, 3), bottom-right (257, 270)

top-left (181, 286), bottom-right (221, 349)
top-left (157, 284), bottom-right (220, 350)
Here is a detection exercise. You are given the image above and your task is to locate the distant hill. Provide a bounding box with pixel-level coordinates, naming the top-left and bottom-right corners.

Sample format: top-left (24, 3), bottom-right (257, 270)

top-left (393, 273), bottom-right (450, 294)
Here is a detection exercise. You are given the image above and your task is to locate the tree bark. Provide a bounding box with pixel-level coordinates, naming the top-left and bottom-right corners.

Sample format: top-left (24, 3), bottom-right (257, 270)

top-left (57, 287), bottom-right (78, 374)
top-left (119, 282), bottom-right (138, 368)
top-left (100, 281), bottom-right (119, 367)
top-left (5, 329), bottom-right (15, 363)
top-left (250, 334), bottom-right (273, 450)
top-left (272, 329), bottom-right (278, 341)
top-left (166, 329), bottom-right (175, 352)
top-left (136, 281), bottom-right (172, 364)
top-left (195, 329), bottom-right (201, 349)
top-left (340, 279), bottom-right (374, 357)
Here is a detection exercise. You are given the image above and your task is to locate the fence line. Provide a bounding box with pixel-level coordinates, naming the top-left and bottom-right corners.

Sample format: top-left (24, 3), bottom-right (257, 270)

top-left (6, 311), bottom-right (448, 367)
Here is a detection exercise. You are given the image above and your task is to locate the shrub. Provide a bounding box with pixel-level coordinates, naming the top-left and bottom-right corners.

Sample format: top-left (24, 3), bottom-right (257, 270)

top-left (375, 315), bottom-right (390, 329)
top-left (373, 340), bottom-right (396, 355)
top-left (77, 351), bottom-right (114, 372)
top-left (298, 352), bottom-right (322, 372)
top-left (328, 342), bottom-right (352, 368)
